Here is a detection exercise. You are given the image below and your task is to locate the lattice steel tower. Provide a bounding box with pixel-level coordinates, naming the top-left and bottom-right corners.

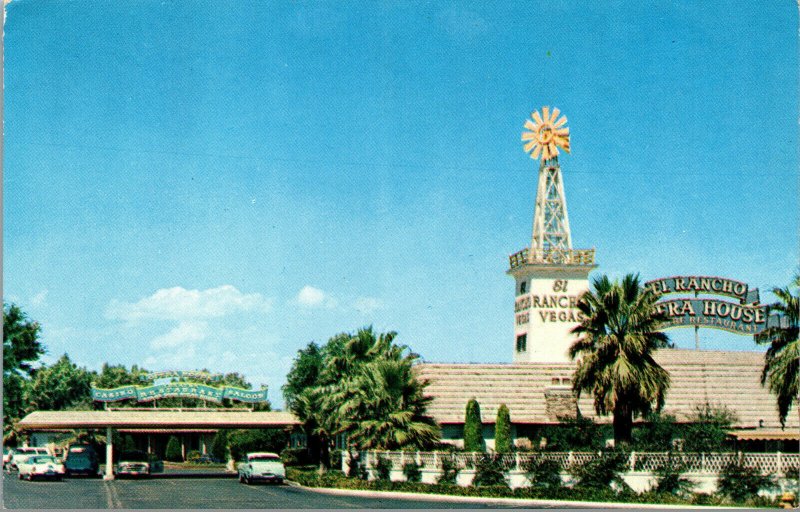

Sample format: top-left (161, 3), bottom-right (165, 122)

top-left (507, 107), bottom-right (596, 363)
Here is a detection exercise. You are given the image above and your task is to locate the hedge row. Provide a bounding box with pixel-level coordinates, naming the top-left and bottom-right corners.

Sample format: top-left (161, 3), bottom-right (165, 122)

top-left (286, 468), bottom-right (782, 508)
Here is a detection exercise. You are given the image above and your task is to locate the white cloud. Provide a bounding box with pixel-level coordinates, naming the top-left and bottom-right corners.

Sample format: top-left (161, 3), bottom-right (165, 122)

top-left (353, 297), bottom-right (383, 314)
top-left (30, 290), bottom-right (49, 307)
top-left (150, 321), bottom-right (207, 349)
top-left (106, 285), bottom-right (272, 322)
top-left (296, 285), bottom-right (337, 309)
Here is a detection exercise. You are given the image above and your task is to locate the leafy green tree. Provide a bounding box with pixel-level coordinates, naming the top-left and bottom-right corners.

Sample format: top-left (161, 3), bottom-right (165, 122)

top-left (165, 436), bottom-right (183, 461)
top-left (402, 461), bottom-right (422, 483)
top-left (756, 274), bottom-right (800, 426)
top-left (682, 403), bottom-right (736, 453)
top-left (3, 303), bottom-right (45, 440)
top-left (570, 274), bottom-right (672, 445)
top-left (282, 342), bottom-right (324, 409)
top-left (464, 399), bottom-right (484, 452)
top-left (25, 354), bottom-right (93, 411)
top-left (374, 454), bottom-right (392, 481)
top-left (494, 404), bottom-right (512, 453)
top-left (227, 429), bottom-right (289, 462)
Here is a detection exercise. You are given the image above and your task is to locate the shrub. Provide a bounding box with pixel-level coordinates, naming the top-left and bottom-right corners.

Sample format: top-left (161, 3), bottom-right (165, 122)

top-left (495, 404), bottom-right (512, 454)
top-left (281, 447), bottom-right (312, 467)
top-left (346, 452), bottom-right (369, 480)
top-left (402, 461), bottom-right (422, 483)
top-left (165, 436), bottom-right (182, 462)
top-left (682, 403), bottom-right (736, 453)
top-left (632, 413), bottom-right (679, 451)
top-left (717, 459), bottom-right (775, 502)
top-left (541, 416), bottom-right (604, 451)
top-left (522, 453), bottom-right (562, 488)
top-left (437, 454), bottom-right (459, 485)
top-left (330, 449), bottom-right (343, 469)
top-left (464, 399), bottom-right (485, 452)
top-left (210, 430), bottom-right (228, 462)
top-left (374, 454), bottom-right (393, 481)
top-left (186, 450), bottom-right (202, 462)
top-left (472, 453), bottom-right (508, 488)
top-left (652, 453), bottom-right (694, 496)
top-left (568, 451), bottom-right (628, 491)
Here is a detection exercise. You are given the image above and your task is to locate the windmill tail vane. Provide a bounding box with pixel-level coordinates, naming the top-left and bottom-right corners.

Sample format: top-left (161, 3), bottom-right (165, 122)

top-left (521, 106), bottom-right (570, 160)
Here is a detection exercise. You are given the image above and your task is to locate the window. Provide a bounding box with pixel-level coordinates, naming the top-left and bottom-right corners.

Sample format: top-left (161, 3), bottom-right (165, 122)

top-left (519, 281), bottom-right (527, 294)
top-left (516, 333), bottom-right (527, 352)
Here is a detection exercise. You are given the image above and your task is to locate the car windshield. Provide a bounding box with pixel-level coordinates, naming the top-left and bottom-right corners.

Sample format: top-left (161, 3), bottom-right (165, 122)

top-left (120, 452), bottom-right (148, 462)
top-left (249, 455), bottom-right (280, 461)
top-left (33, 456), bottom-right (58, 464)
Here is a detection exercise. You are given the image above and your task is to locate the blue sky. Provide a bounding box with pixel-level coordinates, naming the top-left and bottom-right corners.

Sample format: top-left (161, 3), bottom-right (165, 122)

top-left (4, 1), bottom-right (798, 409)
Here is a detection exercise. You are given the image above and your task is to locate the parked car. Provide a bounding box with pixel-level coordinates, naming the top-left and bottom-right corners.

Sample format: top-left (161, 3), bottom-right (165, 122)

top-left (8, 447), bottom-right (49, 471)
top-left (17, 455), bottom-right (66, 481)
top-left (194, 454), bottom-right (221, 464)
top-left (3, 447), bottom-right (13, 469)
top-left (237, 452), bottom-right (285, 485)
top-left (64, 444), bottom-right (100, 477)
top-left (115, 451), bottom-right (150, 477)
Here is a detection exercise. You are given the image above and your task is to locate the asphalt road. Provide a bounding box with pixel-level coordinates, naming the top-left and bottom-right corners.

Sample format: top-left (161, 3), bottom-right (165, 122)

top-left (2, 472), bottom-right (551, 509)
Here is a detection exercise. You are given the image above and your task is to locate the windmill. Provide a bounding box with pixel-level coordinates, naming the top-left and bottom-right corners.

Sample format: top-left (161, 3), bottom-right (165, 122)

top-left (520, 107), bottom-right (580, 265)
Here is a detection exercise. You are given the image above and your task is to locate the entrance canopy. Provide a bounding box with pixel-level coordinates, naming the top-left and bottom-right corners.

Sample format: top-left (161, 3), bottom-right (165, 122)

top-left (17, 409), bottom-right (300, 431)
top-left (728, 429), bottom-right (800, 441)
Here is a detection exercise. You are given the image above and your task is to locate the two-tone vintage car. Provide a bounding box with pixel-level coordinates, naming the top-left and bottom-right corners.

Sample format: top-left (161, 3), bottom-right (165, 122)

top-left (17, 455), bottom-right (66, 481)
top-left (237, 452), bottom-right (285, 485)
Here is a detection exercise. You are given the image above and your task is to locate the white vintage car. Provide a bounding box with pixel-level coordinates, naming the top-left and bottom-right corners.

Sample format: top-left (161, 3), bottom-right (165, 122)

top-left (237, 452), bottom-right (285, 484)
top-left (17, 455), bottom-right (66, 481)
top-left (8, 447), bottom-right (49, 471)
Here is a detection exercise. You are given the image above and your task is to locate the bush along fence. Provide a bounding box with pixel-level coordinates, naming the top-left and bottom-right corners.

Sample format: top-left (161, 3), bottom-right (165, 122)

top-left (342, 451), bottom-right (800, 495)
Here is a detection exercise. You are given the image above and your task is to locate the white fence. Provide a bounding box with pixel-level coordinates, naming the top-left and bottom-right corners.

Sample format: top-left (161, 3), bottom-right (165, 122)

top-left (342, 450), bottom-right (800, 493)
top-left (351, 450), bottom-right (800, 475)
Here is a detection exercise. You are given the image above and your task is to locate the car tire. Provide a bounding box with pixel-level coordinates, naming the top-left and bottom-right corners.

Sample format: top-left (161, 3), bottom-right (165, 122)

top-left (276, 478), bottom-right (284, 485)
top-left (18, 473), bottom-right (23, 480)
top-left (239, 474), bottom-right (244, 483)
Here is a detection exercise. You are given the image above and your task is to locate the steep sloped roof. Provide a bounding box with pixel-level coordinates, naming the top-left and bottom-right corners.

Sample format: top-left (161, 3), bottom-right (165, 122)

top-left (416, 348), bottom-right (794, 429)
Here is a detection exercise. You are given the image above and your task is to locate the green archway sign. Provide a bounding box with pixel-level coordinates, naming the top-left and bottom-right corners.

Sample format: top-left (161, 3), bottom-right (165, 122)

top-left (91, 370), bottom-right (268, 403)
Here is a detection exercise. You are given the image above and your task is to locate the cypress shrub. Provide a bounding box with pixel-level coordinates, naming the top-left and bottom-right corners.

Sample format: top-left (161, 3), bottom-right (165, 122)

top-left (210, 430), bottom-right (228, 462)
top-left (165, 436), bottom-right (183, 462)
top-left (495, 404), bottom-right (512, 453)
top-left (463, 399), bottom-right (484, 452)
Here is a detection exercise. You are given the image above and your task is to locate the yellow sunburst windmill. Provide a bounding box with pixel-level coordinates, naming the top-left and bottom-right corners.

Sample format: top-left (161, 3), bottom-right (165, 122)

top-left (521, 106), bottom-right (570, 161)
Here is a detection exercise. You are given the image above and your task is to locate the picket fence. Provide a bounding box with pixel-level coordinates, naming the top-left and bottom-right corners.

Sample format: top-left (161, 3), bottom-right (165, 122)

top-left (350, 450), bottom-right (800, 476)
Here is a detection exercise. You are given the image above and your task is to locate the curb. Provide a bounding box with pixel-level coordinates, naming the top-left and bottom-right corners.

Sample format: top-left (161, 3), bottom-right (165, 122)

top-left (300, 486), bottom-right (741, 509)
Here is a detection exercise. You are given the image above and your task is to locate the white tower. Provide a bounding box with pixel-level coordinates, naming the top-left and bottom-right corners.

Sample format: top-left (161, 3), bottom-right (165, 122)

top-left (508, 107), bottom-right (596, 363)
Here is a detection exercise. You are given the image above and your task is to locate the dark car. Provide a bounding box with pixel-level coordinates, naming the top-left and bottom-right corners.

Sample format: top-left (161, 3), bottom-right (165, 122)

top-left (64, 444), bottom-right (100, 477)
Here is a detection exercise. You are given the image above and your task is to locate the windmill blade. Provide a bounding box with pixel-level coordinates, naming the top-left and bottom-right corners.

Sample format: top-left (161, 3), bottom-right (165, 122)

top-left (554, 135), bottom-right (570, 151)
top-left (549, 142), bottom-right (558, 157)
top-left (523, 140), bottom-right (538, 152)
top-left (524, 119), bottom-right (537, 131)
top-left (542, 107), bottom-right (550, 124)
top-left (554, 127), bottom-right (569, 136)
top-left (521, 131), bottom-right (537, 141)
top-left (550, 107), bottom-right (560, 123)
top-left (532, 111), bottom-right (543, 125)
top-left (542, 144), bottom-right (551, 160)
top-left (532, 145), bottom-right (542, 159)
top-left (554, 115), bottom-right (568, 128)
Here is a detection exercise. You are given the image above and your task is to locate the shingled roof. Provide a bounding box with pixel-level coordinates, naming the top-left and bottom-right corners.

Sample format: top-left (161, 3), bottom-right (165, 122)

top-left (416, 348), bottom-right (795, 429)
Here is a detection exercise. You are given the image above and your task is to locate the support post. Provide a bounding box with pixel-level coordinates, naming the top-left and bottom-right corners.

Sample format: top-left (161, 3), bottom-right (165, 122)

top-left (104, 427), bottom-right (114, 480)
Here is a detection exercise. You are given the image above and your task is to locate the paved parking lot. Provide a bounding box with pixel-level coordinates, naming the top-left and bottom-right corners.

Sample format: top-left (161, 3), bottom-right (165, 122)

top-left (2, 472), bottom-right (537, 509)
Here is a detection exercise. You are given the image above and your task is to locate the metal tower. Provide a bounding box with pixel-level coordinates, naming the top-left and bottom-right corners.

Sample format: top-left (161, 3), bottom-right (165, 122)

top-left (530, 156), bottom-right (573, 264)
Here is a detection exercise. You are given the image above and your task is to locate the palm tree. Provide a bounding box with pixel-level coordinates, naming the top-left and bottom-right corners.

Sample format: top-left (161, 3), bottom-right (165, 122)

top-left (333, 358), bottom-right (440, 450)
top-left (569, 273), bottom-right (672, 445)
top-left (755, 274), bottom-right (800, 426)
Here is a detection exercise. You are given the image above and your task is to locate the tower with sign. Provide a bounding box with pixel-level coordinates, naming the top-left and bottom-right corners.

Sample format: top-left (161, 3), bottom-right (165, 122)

top-left (508, 107), bottom-right (597, 363)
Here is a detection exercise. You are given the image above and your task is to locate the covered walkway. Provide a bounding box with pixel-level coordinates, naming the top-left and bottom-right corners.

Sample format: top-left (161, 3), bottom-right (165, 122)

top-left (17, 409), bottom-right (301, 480)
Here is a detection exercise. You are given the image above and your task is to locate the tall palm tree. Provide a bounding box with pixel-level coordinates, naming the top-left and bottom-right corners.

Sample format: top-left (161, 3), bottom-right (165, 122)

top-left (569, 273), bottom-right (672, 445)
top-left (755, 274), bottom-right (800, 426)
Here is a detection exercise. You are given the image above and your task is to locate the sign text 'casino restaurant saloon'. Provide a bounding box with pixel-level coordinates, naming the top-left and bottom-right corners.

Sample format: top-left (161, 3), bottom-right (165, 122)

top-left (91, 382), bottom-right (268, 403)
top-left (644, 276), bottom-right (776, 336)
